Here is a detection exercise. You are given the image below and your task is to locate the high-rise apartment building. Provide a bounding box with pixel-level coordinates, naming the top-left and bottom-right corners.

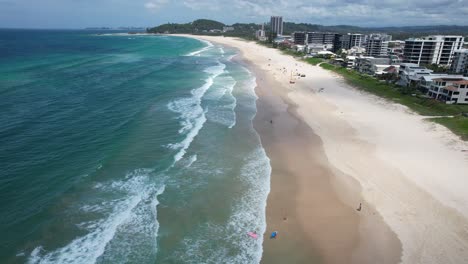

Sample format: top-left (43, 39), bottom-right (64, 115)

top-left (403, 35), bottom-right (464, 66)
top-left (340, 33), bottom-right (364, 50)
top-left (292, 32), bottom-right (307, 45)
top-left (451, 49), bottom-right (468, 75)
top-left (366, 36), bottom-right (389, 57)
top-left (270, 16), bottom-right (283, 36)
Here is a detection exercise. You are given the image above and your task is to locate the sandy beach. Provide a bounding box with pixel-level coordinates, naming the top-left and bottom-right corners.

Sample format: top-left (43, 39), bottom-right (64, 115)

top-left (177, 34), bottom-right (468, 264)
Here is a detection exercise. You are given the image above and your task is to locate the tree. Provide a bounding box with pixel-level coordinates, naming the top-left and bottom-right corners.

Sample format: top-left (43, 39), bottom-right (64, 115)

top-left (423, 64), bottom-right (448, 73)
top-left (268, 32), bottom-right (278, 44)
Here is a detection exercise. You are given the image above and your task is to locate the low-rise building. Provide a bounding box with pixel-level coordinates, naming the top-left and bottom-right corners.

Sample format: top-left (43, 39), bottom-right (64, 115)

top-left (222, 26), bottom-right (234, 32)
top-left (345, 56), bottom-right (356, 68)
top-left (418, 74), bottom-right (466, 93)
top-left (343, 46), bottom-right (366, 56)
top-left (427, 77), bottom-right (468, 104)
top-left (398, 63), bottom-right (433, 86)
top-left (380, 65), bottom-right (400, 79)
top-left (307, 43), bottom-right (332, 53)
top-left (355, 57), bottom-right (393, 75)
top-left (255, 24), bottom-right (266, 41)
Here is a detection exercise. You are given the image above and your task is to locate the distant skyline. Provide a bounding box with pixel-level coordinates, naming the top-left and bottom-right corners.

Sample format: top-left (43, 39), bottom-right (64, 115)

top-left (1, 0), bottom-right (468, 29)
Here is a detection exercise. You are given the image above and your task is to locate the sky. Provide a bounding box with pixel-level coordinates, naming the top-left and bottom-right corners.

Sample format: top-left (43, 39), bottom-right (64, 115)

top-left (0, 0), bottom-right (468, 29)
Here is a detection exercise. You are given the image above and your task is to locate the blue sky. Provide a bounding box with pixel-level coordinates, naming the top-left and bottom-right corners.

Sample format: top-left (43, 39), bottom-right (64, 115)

top-left (1, 0), bottom-right (468, 29)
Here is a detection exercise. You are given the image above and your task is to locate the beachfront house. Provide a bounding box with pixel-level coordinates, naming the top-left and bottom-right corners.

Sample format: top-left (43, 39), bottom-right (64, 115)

top-left (355, 57), bottom-right (393, 76)
top-left (418, 74), bottom-right (466, 93)
top-left (398, 63), bottom-right (433, 87)
top-left (427, 77), bottom-right (468, 104)
top-left (345, 56), bottom-right (356, 68)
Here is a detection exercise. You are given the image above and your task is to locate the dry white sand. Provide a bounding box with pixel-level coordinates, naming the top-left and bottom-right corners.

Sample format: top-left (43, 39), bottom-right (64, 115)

top-left (176, 35), bottom-right (468, 263)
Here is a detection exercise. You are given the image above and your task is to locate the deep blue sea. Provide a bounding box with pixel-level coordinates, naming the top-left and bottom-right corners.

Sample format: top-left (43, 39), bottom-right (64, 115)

top-left (0, 29), bottom-right (270, 263)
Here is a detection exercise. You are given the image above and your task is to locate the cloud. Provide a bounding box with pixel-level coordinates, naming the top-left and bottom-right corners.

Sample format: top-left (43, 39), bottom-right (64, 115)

top-left (144, 0), bottom-right (168, 12)
top-left (1, 0), bottom-right (467, 28)
top-left (183, 0), bottom-right (220, 11)
top-left (178, 0), bottom-right (468, 26)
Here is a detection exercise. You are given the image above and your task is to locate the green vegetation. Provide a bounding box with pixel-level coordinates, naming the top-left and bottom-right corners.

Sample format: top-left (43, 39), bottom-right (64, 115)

top-left (192, 19), bottom-right (224, 31)
top-left (422, 63), bottom-right (450, 73)
top-left (147, 19), bottom-right (225, 34)
top-left (280, 49), bottom-right (304, 57)
top-left (305, 57), bottom-right (324, 65)
top-left (147, 20), bottom-right (262, 40)
top-left (430, 116), bottom-right (468, 141)
top-left (318, 63), bottom-right (468, 116)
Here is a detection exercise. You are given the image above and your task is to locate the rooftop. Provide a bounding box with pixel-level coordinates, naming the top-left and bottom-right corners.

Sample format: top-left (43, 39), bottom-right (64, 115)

top-left (433, 78), bottom-right (465, 82)
top-left (444, 86), bottom-right (458, 92)
top-left (453, 80), bottom-right (468, 85)
top-left (420, 74), bottom-right (465, 81)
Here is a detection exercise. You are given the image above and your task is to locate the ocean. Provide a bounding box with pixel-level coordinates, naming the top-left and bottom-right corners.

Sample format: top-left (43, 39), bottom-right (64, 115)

top-left (0, 30), bottom-right (271, 263)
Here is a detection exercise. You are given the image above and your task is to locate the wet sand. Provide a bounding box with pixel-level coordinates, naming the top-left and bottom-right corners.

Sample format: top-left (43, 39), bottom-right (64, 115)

top-left (249, 61), bottom-right (401, 264)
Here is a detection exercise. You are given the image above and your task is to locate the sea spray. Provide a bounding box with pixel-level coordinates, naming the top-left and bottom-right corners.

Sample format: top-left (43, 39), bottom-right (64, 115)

top-left (167, 62), bottom-right (226, 164)
top-left (28, 171), bottom-right (165, 264)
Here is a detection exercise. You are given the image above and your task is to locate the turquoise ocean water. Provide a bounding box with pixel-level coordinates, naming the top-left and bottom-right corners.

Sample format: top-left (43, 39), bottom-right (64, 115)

top-left (0, 30), bottom-right (271, 263)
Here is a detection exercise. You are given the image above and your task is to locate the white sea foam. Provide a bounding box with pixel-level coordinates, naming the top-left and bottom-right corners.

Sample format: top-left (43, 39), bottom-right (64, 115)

top-left (170, 148), bottom-right (271, 264)
top-left (164, 61), bottom-right (269, 264)
top-left (185, 155), bottom-right (198, 168)
top-left (28, 172), bottom-right (165, 264)
top-left (185, 39), bottom-right (214, 56)
top-left (167, 62), bottom-right (226, 164)
top-left (226, 54), bottom-right (236, 61)
top-left (204, 73), bottom-right (237, 129)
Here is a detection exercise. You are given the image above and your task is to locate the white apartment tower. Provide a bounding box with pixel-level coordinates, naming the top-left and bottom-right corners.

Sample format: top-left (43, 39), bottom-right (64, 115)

top-left (451, 49), bottom-right (468, 75)
top-left (270, 16), bottom-right (283, 36)
top-left (340, 33), bottom-right (364, 50)
top-left (366, 36), bottom-right (389, 57)
top-left (403, 35), bottom-right (464, 66)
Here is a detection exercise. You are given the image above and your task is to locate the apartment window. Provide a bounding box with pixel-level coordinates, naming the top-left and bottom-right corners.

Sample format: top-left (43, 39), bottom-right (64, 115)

top-left (454, 92), bottom-right (460, 95)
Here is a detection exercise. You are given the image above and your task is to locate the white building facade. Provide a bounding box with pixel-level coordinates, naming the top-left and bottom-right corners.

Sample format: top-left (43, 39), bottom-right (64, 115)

top-left (428, 78), bottom-right (468, 104)
top-left (451, 49), bottom-right (468, 75)
top-left (366, 36), bottom-right (389, 57)
top-left (398, 63), bottom-right (433, 86)
top-left (403, 35), bottom-right (464, 66)
top-left (340, 33), bottom-right (364, 50)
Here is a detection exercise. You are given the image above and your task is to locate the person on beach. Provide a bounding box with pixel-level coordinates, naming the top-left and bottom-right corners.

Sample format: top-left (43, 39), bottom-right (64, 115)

top-left (270, 231), bottom-right (278, 239)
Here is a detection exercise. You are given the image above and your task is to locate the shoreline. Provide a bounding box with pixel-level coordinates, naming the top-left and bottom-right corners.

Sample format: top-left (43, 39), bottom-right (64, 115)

top-left (176, 34), bottom-right (468, 264)
top-left (246, 58), bottom-right (401, 264)
top-left (181, 34), bottom-right (402, 263)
